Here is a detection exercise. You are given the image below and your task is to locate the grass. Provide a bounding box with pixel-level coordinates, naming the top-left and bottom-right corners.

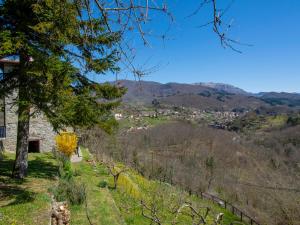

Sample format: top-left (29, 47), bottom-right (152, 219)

top-left (118, 116), bottom-right (170, 129)
top-left (262, 115), bottom-right (288, 129)
top-left (142, 116), bottom-right (170, 126)
top-left (0, 152), bottom-right (58, 225)
top-left (70, 149), bottom-right (125, 225)
top-left (232, 114), bottom-right (289, 133)
top-left (109, 167), bottom-right (247, 225)
top-left (0, 150), bottom-right (124, 225)
top-left (0, 149), bottom-right (248, 225)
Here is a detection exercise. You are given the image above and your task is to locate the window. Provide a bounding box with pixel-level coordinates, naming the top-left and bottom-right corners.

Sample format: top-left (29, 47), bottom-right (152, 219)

top-left (0, 95), bottom-right (5, 139)
top-left (0, 126), bottom-right (5, 138)
top-left (0, 67), bottom-right (3, 80)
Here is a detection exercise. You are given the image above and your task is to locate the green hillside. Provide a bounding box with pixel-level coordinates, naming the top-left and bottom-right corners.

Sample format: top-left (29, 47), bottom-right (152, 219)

top-left (0, 149), bottom-right (247, 225)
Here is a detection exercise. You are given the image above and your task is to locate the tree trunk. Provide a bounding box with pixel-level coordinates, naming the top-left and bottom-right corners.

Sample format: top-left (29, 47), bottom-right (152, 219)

top-left (12, 93), bottom-right (30, 178)
top-left (12, 54), bottom-right (30, 179)
top-left (0, 140), bottom-right (4, 159)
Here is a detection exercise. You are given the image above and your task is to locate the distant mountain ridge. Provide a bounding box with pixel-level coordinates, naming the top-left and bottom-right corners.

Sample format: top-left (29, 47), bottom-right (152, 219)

top-left (114, 80), bottom-right (300, 111)
top-left (193, 82), bottom-right (249, 95)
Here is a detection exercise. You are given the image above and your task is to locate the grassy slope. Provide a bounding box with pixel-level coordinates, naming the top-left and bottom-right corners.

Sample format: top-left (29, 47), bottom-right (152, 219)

top-left (70, 150), bottom-right (125, 225)
top-left (118, 116), bottom-right (170, 129)
top-left (0, 149), bottom-right (247, 225)
top-left (0, 152), bottom-right (57, 225)
top-left (0, 151), bottom-right (125, 225)
top-left (108, 167), bottom-right (245, 225)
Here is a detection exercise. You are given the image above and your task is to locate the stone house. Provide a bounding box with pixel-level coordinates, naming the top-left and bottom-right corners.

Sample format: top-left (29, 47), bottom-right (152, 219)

top-left (0, 58), bottom-right (57, 152)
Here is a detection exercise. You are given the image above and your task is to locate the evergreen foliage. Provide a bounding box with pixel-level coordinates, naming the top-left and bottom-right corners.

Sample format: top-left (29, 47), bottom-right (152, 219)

top-left (0, 0), bottom-right (125, 178)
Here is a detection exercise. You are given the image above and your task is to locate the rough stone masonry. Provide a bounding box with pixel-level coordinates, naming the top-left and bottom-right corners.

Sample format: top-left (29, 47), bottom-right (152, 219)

top-left (1, 60), bottom-right (57, 152)
top-left (3, 91), bottom-right (57, 153)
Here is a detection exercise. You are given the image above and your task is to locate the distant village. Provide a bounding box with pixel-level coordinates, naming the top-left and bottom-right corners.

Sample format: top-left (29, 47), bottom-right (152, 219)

top-left (114, 105), bottom-right (244, 131)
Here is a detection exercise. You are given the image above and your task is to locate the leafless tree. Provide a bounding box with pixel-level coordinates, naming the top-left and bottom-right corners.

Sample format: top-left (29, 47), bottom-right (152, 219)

top-left (141, 200), bottom-right (162, 225)
top-left (141, 197), bottom-right (225, 225)
top-left (171, 202), bottom-right (211, 225)
top-left (106, 162), bottom-right (127, 189)
top-left (74, 0), bottom-right (244, 78)
top-left (188, 0), bottom-right (252, 53)
top-left (82, 121), bottom-right (300, 224)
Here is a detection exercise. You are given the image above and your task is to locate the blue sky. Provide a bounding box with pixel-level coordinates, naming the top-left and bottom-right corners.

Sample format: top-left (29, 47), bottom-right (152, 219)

top-left (100, 1), bottom-right (300, 93)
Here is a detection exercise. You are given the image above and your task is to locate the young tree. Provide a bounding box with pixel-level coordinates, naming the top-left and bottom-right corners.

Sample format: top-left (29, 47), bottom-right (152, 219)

top-left (106, 162), bottom-right (127, 189)
top-left (0, 0), bottom-right (125, 178)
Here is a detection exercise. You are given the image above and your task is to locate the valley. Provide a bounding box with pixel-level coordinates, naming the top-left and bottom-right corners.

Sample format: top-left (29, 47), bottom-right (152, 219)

top-left (1, 1), bottom-right (299, 225)
top-left (82, 80), bottom-right (300, 225)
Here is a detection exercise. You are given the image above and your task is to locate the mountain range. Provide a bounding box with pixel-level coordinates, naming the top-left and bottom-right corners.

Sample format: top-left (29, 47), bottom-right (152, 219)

top-left (114, 80), bottom-right (300, 111)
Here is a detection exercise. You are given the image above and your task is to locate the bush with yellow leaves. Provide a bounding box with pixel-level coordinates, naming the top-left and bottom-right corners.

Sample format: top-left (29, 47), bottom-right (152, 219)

top-left (131, 172), bottom-right (151, 191)
top-left (55, 132), bottom-right (78, 157)
top-left (117, 173), bottom-right (142, 200)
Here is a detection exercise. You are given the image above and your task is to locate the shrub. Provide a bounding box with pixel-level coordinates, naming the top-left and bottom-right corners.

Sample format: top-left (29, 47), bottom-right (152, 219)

top-left (98, 180), bottom-right (108, 188)
top-left (57, 154), bottom-right (73, 180)
top-left (117, 173), bottom-right (141, 199)
top-left (52, 178), bottom-right (86, 205)
top-left (55, 132), bottom-right (78, 157)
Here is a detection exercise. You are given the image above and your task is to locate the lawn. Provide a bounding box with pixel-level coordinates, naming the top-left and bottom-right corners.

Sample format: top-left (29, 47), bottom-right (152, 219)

top-left (0, 152), bottom-right (58, 225)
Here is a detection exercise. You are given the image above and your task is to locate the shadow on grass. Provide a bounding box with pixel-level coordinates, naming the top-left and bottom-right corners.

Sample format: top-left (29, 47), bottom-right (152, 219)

top-left (0, 153), bottom-right (58, 206)
top-left (0, 156), bottom-right (14, 178)
top-left (0, 184), bottom-right (36, 206)
top-left (28, 155), bottom-right (58, 179)
top-left (0, 153), bottom-right (58, 180)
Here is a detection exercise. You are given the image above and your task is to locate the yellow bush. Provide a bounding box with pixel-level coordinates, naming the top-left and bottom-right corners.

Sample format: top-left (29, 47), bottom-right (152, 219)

top-left (132, 172), bottom-right (151, 190)
top-left (55, 132), bottom-right (78, 157)
top-left (117, 172), bottom-right (142, 200)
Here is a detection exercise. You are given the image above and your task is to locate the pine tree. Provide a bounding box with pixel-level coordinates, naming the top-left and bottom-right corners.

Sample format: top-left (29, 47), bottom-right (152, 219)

top-left (0, 0), bottom-right (125, 178)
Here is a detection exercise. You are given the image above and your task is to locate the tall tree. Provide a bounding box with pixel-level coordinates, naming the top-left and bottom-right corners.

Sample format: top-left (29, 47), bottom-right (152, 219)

top-left (0, 0), bottom-right (240, 179)
top-left (0, 0), bottom-right (125, 178)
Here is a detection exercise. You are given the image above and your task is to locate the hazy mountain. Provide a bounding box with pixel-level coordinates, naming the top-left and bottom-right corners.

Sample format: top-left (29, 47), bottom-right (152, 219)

top-left (193, 82), bottom-right (249, 95)
top-left (114, 80), bottom-right (300, 111)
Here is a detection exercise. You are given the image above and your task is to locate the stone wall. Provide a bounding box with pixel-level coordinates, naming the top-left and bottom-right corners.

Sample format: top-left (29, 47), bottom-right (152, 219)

top-left (3, 92), bottom-right (57, 152)
top-left (3, 91), bottom-right (18, 152)
top-left (29, 111), bottom-right (57, 152)
top-left (2, 64), bottom-right (57, 152)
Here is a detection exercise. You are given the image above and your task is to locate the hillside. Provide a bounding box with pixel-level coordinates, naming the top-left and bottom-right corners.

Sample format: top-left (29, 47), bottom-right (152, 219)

top-left (115, 80), bottom-right (300, 111)
top-left (258, 92), bottom-right (300, 107)
top-left (0, 149), bottom-right (248, 225)
top-left (83, 118), bottom-right (300, 225)
top-left (194, 82), bottom-right (248, 95)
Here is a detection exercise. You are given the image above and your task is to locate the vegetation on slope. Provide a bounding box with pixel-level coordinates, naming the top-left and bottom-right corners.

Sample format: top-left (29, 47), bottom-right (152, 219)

top-left (0, 152), bottom-right (57, 225)
top-left (107, 162), bottom-right (244, 225)
top-left (0, 149), bottom-right (246, 225)
top-left (228, 113), bottom-right (289, 132)
top-left (83, 120), bottom-right (300, 225)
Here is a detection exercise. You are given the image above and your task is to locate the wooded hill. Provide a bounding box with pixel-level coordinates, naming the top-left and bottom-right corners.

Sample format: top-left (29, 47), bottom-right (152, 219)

top-left (115, 80), bottom-right (300, 111)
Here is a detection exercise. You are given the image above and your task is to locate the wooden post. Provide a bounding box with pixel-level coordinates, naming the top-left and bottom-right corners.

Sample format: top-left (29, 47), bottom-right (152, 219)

top-left (240, 211), bottom-right (243, 221)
